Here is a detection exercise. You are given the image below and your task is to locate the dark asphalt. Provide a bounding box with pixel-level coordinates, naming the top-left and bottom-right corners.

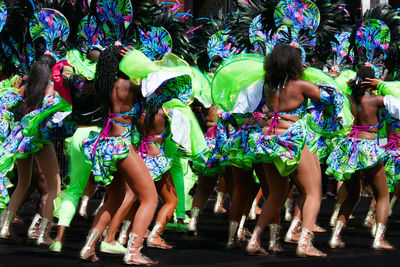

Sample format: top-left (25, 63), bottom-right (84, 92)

top-left (1, 193), bottom-right (400, 267)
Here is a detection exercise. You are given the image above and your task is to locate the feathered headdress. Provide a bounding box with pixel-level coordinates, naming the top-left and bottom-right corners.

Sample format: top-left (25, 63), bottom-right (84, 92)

top-left (350, 4), bottom-right (400, 78)
top-left (260, 0), bottom-right (347, 63)
top-left (0, 0), bottom-right (35, 75)
top-left (189, 8), bottom-right (242, 72)
top-left (142, 2), bottom-right (194, 63)
top-left (325, 31), bottom-right (354, 74)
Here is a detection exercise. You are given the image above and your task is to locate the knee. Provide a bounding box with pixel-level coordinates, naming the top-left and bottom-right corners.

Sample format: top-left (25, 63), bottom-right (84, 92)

top-left (170, 195), bottom-right (178, 210)
top-left (141, 194), bottom-right (158, 210)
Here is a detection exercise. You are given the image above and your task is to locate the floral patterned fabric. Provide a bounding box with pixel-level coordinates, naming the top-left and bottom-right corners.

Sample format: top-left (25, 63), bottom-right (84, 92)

top-left (0, 93), bottom-right (69, 206)
top-left (192, 122), bottom-right (230, 177)
top-left (305, 84), bottom-right (346, 161)
top-left (29, 8), bottom-right (70, 60)
top-left (82, 130), bottom-right (131, 186)
top-left (0, 0), bottom-right (7, 33)
top-left (252, 119), bottom-right (307, 177)
top-left (326, 135), bottom-right (384, 181)
top-left (139, 26), bottom-right (173, 61)
top-left (96, 0), bottom-right (132, 44)
top-left (223, 113), bottom-right (264, 171)
top-left (139, 149), bottom-right (171, 182)
top-left (381, 111), bottom-right (400, 192)
top-left (0, 91), bottom-right (23, 140)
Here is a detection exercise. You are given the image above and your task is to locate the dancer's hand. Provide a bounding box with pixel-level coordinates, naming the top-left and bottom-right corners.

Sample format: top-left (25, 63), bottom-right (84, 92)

top-left (120, 45), bottom-right (134, 57)
top-left (18, 85), bottom-right (25, 98)
top-left (362, 78), bottom-right (382, 89)
top-left (11, 75), bottom-right (22, 89)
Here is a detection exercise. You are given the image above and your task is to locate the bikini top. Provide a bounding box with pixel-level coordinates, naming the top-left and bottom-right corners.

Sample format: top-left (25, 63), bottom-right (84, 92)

top-left (91, 101), bottom-right (141, 157)
top-left (109, 101), bottom-right (141, 128)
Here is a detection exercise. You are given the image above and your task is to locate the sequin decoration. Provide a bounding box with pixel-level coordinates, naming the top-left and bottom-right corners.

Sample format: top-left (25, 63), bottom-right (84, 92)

top-left (96, 0), bottom-right (132, 44)
top-left (0, 0), bottom-right (6, 33)
top-left (139, 26), bottom-right (173, 61)
top-left (78, 16), bottom-right (105, 47)
top-left (207, 29), bottom-right (240, 60)
top-left (29, 8), bottom-right (70, 57)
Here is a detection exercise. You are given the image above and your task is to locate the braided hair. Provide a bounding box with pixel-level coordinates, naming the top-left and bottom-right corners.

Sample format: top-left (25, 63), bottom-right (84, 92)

top-left (94, 45), bottom-right (122, 127)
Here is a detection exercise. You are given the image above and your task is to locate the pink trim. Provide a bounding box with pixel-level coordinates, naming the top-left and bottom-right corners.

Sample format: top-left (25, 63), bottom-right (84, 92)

top-left (91, 113), bottom-right (118, 157)
top-left (349, 125), bottom-right (375, 154)
top-left (381, 132), bottom-right (400, 152)
top-left (257, 112), bottom-right (293, 160)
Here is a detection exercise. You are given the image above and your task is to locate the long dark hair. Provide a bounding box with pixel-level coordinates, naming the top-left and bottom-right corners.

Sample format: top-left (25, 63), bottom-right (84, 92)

top-left (190, 99), bottom-right (207, 133)
top-left (23, 55), bottom-right (56, 115)
top-left (349, 66), bottom-right (375, 105)
top-left (264, 45), bottom-right (303, 92)
top-left (94, 45), bottom-right (122, 127)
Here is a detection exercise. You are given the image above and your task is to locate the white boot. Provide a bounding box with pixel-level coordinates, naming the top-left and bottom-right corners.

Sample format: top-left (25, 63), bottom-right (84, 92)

top-left (284, 216), bottom-right (301, 243)
top-left (214, 192), bottom-right (224, 214)
top-left (124, 233), bottom-right (157, 265)
top-left (363, 206), bottom-right (375, 228)
top-left (36, 218), bottom-right (52, 245)
top-left (92, 194), bottom-right (105, 216)
top-left (27, 213), bottom-right (42, 239)
top-left (226, 221), bottom-right (239, 249)
top-left (268, 224), bottom-right (281, 252)
top-left (188, 207), bottom-right (200, 235)
top-left (117, 220), bottom-right (131, 246)
top-left (80, 229), bottom-right (100, 261)
top-left (329, 203), bottom-right (341, 227)
top-left (236, 215), bottom-right (247, 241)
top-left (284, 198), bottom-right (293, 221)
top-left (79, 195), bottom-right (90, 218)
top-left (372, 223), bottom-right (394, 250)
top-left (0, 209), bottom-right (14, 238)
top-left (389, 196), bottom-right (397, 216)
top-left (329, 220), bottom-right (345, 248)
top-left (248, 199), bottom-right (257, 220)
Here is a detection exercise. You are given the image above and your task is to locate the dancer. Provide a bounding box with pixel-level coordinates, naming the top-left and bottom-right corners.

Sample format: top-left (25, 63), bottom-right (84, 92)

top-left (0, 55), bottom-right (67, 245)
top-left (246, 45), bottom-right (344, 257)
top-left (49, 47), bottom-right (102, 252)
top-left (80, 46), bottom-right (158, 265)
top-left (327, 67), bottom-right (393, 250)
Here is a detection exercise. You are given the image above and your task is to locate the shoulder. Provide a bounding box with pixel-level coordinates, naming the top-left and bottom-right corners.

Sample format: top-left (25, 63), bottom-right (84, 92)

top-left (44, 83), bottom-right (55, 96)
top-left (361, 94), bottom-right (384, 106)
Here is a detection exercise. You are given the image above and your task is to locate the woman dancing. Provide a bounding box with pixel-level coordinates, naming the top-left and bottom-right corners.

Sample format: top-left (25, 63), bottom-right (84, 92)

top-left (247, 45), bottom-right (341, 257)
top-left (80, 46), bottom-right (158, 265)
top-left (327, 66), bottom-right (393, 250)
top-left (0, 55), bottom-right (64, 245)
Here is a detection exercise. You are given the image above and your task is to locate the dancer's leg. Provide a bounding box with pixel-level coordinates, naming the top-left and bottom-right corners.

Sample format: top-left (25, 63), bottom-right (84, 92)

top-left (35, 143), bottom-right (61, 221)
top-left (148, 172), bottom-right (177, 249)
top-left (290, 147), bottom-right (325, 257)
top-left (227, 166), bottom-right (253, 248)
top-left (364, 161), bottom-right (392, 249)
top-left (103, 179), bottom-right (135, 246)
top-left (118, 146), bottom-right (158, 265)
top-left (247, 163), bottom-right (288, 254)
top-left (291, 147), bottom-right (321, 231)
top-left (80, 174), bottom-right (126, 262)
top-left (1, 156), bottom-right (34, 238)
top-left (8, 156), bottom-right (34, 215)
